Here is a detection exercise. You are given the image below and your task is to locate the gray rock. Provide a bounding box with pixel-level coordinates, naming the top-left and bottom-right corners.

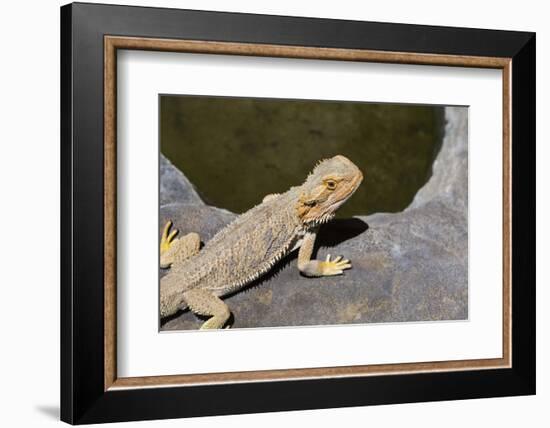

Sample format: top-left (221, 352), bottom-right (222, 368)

top-left (160, 154), bottom-right (203, 205)
top-left (160, 107), bottom-right (468, 330)
top-left (160, 203), bottom-right (236, 245)
top-left (410, 107), bottom-right (468, 217)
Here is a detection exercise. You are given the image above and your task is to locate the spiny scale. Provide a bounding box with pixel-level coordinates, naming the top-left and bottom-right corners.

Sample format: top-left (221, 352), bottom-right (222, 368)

top-left (163, 188), bottom-right (306, 297)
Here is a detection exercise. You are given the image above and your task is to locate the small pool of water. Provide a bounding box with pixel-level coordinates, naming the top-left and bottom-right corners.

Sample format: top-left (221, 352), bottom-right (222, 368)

top-left (160, 95), bottom-right (444, 217)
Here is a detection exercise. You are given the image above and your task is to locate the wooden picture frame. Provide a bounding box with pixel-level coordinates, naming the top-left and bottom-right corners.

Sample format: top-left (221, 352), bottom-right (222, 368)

top-left (61, 2), bottom-right (535, 424)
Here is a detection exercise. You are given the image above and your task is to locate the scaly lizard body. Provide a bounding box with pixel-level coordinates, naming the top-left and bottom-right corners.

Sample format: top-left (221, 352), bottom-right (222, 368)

top-left (160, 155), bottom-right (363, 329)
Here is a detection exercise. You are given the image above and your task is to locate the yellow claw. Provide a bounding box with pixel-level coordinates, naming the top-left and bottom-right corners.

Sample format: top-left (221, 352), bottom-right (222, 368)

top-left (320, 254), bottom-right (352, 276)
top-left (160, 220), bottom-right (178, 254)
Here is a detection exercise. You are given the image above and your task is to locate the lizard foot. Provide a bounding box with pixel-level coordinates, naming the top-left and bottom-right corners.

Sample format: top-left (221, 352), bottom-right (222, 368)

top-left (200, 318), bottom-right (232, 330)
top-left (160, 221), bottom-right (201, 268)
top-left (160, 220), bottom-right (179, 268)
top-left (161, 220), bottom-right (178, 252)
top-left (319, 254), bottom-right (352, 276)
top-left (183, 289), bottom-right (231, 330)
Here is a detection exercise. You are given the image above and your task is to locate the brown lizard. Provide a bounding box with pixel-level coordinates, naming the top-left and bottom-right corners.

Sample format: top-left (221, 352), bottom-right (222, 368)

top-left (159, 155), bottom-right (363, 329)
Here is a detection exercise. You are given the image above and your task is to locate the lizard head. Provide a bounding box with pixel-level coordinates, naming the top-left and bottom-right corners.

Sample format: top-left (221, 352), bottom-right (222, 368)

top-left (297, 155), bottom-right (363, 225)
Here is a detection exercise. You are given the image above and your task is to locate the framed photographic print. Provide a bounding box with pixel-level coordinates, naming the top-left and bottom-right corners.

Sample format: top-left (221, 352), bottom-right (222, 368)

top-left (60, 2), bottom-right (535, 424)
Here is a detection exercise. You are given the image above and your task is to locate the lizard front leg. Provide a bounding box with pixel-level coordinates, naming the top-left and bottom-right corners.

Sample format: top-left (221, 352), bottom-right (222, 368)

top-left (160, 220), bottom-right (201, 268)
top-left (182, 289), bottom-right (231, 329)
top-left (297, 230), bottom-right (351, 277)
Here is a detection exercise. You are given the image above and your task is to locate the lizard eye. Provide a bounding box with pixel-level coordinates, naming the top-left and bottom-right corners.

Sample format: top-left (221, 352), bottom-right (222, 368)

top-left (326, 180), bottom-right (337, 190)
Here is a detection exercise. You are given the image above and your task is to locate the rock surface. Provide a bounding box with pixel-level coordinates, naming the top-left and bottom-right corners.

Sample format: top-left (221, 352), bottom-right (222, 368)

top-left (160, 154), bottom-right (203, 206)
top-left (159, 107), bottom-right (468, 330)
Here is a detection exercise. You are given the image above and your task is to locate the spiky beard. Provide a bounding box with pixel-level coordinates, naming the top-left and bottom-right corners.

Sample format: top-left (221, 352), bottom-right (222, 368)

top-left (303, 212), bottom-right (335, 228)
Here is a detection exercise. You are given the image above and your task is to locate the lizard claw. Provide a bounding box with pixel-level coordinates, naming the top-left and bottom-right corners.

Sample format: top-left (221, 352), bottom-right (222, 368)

top-left (161, 220), bottom-right (179, 253)
top-left (160, 220), bottom-right (180, 268)
top-left (321, 254), bottom-right (352, 276)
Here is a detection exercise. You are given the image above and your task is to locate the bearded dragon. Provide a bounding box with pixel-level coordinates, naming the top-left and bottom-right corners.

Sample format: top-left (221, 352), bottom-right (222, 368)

top-left (160, 155), bottom-right (363, 329)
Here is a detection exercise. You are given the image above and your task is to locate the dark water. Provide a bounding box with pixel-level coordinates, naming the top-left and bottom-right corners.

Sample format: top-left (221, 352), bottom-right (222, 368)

top-left (160, 95), bottom-right (444, 217)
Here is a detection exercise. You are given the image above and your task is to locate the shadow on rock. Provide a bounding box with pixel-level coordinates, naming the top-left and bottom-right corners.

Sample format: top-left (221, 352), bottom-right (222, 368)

top-left (316, 217), bottom-right (369, 249)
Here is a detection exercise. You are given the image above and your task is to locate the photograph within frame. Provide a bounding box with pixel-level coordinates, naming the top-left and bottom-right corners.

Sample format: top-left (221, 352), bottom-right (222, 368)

top-left (158, 95), bottom-right (468, 332)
